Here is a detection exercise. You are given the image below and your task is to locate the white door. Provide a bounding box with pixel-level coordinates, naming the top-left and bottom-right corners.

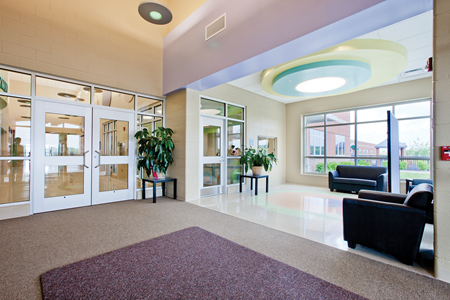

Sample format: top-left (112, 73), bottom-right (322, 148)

top-left (34, 101), bottom-right (92, 213)
top-left (91, 108), bottom-right (134, 204)
top-left (200, 116), bottom-right (226, 197)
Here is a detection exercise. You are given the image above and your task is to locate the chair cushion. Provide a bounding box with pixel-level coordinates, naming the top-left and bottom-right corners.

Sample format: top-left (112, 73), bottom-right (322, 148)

top-left (336, 165), bottom-right (387, 180)
top-left (334, 177), bottom-right (377, 187)
top-left (404, 184), bottom-right (433, 211)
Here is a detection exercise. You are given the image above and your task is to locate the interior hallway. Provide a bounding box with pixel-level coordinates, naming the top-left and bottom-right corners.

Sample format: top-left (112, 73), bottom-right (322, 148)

top-left (1, 196), bottom-right (448, 300)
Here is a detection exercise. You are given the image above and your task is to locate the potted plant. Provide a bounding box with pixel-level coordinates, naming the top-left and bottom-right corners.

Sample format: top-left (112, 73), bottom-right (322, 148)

top-left (240, 147), bottom-right (278, 176)
top-left (135, 127), bottom-right (175, 179)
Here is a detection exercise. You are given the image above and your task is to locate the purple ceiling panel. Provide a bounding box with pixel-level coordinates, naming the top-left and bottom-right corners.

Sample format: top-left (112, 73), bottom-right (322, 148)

top-left (163, 0), bottom-right (432, 95)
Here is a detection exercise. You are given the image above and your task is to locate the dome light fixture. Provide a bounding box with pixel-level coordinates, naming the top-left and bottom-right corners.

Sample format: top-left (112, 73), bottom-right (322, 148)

top-left (57, 92), bottom-right (76, 98)
top-left (138, 2), bottom-right (172, 25)
top-left (295, 77), bottom-right (347, 93)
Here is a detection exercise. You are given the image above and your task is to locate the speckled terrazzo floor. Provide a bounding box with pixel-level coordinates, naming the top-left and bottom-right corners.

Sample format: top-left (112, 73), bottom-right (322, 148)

top-left (188, 184), bottom-right (434, 276)
top-left (1, 196), bottom-right (449, 300)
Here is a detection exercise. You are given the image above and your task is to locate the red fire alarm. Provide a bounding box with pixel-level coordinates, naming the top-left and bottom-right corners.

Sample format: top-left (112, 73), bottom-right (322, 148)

top-left (442, 146), bottom-right (450, 161)
top-left (425, 57), bottom-right (433, 72)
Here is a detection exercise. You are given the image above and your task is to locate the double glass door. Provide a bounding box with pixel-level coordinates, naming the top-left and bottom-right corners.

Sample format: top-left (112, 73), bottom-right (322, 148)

top-left (33, 100), bottom-right (134, 213)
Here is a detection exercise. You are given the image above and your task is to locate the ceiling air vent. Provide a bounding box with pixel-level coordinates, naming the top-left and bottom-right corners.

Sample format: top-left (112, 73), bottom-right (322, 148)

top-left (205, 14), bottom-right (226, 41)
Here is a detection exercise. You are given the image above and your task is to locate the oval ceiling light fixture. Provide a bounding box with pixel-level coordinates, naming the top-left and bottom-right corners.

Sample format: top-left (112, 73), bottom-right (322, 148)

top-left (138, 1), bottom-right (173, 25)
top-left (262, 39), bottom-right (408, 99)
top-left (296, 77), bottom-right (347, 93)
top-left (57, 92), bottom-right (76, 98)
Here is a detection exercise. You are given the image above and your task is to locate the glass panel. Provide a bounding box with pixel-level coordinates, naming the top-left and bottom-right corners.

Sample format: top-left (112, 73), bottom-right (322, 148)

top-left (203, 163), bottom-right (220, 187)
top-left (399, 119), bottom-right (430, 159)
top-left (400, 159), bottom-right (430, 179)
top-left (137, 115), bottom-right (163, 132)
top-left (305, 158), bottom-right (324, 173)
top-left (203, 125), bottom-right (221, 156)
top-left (326, 125), bottom-right (354, 157)
top-left (395, 101), bottom-right (430, 119)
top-left (201, 98), bottom-right (225, 116)
top-left (305, 114), bottom-right (324, 127)
top-left (356, 106), bottom-right (391, 122)
top-left (99, 164), bottom-right (128, 192)
top-left (137, 97), bottom-right (163, 115)
top-left (258, 136), bottom-right (277, 156)
top-left (326, 159), bottom-right (355, 172)
top-left (0, 160), bottom-right (30, 204)
top-left (227, 158), bottom-right (241, 184)
top-left (0, 97), bottom-right (31, 157)
top-left (36, 77), bottom-right (91, 103)
top-left (100, 119), bottom-right (128, 156)
top-left (93, 89), bottom-right (135, 110)
top-left (45, 113), bottom-right (84, 156)
top-left (136, 163), bottom-right (162, 189)
top-left (326, 111), bottom-right (355, 125)
top-left (305, 128), bottom-right (324, 156)
top-left (356, 159), bottom-right (381, 167)
top-left (227, 104), bottom-right (244, 120)
top-left (227, 121), bottom-right (243, 156)
top-left (44, 165), bottom-right (84, 198)
top-left (0, 69), bottom-right (31, 96)
top-left (356, 123), bottom-right (387, 157)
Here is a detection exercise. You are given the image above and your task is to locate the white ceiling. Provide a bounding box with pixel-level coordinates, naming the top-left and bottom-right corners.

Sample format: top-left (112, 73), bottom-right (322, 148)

top-left (227, 11), bottom-right (433, 104)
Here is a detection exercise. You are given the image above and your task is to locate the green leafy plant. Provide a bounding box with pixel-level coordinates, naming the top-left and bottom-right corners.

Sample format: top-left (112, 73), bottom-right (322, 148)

top-left (239, 147), bottom-right (278, 173)
top-left (135, 127), bottom-right (175, 177)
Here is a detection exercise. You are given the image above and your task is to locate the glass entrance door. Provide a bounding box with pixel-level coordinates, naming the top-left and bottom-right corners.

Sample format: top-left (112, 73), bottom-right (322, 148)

top-left (200, 116), bottom-right (226, 197)
top-left (34, 101), bottom-right (92, 213)
top-left (91, 108), bottom-right (134, 204)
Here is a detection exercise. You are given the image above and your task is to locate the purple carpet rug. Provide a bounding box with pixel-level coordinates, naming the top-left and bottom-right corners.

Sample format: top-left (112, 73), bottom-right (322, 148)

top-left (41, 227), bottom-right (367, 299)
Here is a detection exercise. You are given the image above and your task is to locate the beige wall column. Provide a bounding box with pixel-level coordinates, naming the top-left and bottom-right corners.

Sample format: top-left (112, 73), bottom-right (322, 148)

top-left (433, 0), bottom-right (450, 283)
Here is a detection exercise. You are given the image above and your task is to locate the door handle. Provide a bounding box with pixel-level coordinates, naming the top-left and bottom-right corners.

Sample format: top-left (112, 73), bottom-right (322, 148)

top-left (95, 150), bottom-right (101, 168)
top-left (83, 150), bottom-right (90, 169)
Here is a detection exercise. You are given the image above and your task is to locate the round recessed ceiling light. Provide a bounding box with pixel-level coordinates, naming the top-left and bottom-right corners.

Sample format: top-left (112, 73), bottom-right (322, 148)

top-left (20, 104), bottom-right (31, 108)
top-left (58, 116), bottom-right (70, 120)
top-left (21, 116), bottom-right (31, 119)
top-left (295, 77), bottom-right (347, 93)
top-left (57, 92), bottom-right (76, 98)
top-left (138, 2), bottom-right (172, 25)
top-left (17, 100), bottom-right (31, 104)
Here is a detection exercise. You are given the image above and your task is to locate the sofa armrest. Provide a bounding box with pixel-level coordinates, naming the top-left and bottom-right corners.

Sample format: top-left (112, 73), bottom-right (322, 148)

top-left (358, 190), bottom-right (406, 204)
top-left (328, 170), bottom-right (339, 190)
top-left (376, 173), bottom-right (388, 191)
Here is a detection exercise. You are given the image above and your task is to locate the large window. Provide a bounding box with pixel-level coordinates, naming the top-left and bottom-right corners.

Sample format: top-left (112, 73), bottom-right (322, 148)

top-left (303, 100), bottom-right (431, 179)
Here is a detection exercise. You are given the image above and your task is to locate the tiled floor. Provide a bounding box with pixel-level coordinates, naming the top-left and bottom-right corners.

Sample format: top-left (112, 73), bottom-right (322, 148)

top-left (188, 184), bottom-right (434, 277)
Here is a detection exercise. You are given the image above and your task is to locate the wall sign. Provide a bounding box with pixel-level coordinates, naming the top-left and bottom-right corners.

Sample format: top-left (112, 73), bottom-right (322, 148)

top-left (0, 77), bottom-right (8, 93)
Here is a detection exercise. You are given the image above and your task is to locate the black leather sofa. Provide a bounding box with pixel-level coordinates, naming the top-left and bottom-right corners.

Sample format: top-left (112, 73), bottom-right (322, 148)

top-left (329, 165), bottom-right (387, 193)
top-left (343, 184), bottom-right (433, 265)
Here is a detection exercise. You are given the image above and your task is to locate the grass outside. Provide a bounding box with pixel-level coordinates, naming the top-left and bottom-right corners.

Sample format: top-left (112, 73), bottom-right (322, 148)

top-left (400, 171), bottom-right (430, 180)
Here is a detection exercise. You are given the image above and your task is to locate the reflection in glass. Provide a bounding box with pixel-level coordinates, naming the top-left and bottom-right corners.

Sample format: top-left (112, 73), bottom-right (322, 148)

top-left (201, 98), bottom-right (225, 116)
top-left (227, 104), bottom-right (244, 120)
top-left (356, 106), bottom-right (392, 122)
top-left (0, 97), bottom-right (31, 157)
top-left (203, 163), bottom-right (220, 187)
top-left (36, 77), bottom-right (91, 103)
top-left (227, 121), bottom-right (243, 156)
top-left (305, 158), bottom-right (324, 173)
top-left (305, 114), bottom-right (324, 127)
top-left (137, 115), bottom-right (163, 132)
top-left (326, 111), bottom-right (355, 125)
top-left (44, 165), bottom-right (84, 198)
top-left (227, 158), bottom-right (241, 184)
top-left (45, 113), bottom-right (84, 156)
top-left (326, 125), bottom-right (354, 157)
top-left (93, 89), bottom-right (134, 110)
top-left (258, 136), bottom-right (277, 156)
top-left (356, 123), bottom-right (387, 157)
top-left (203, 125), bottom-right (220, 156)
top-left (305, 128), bottom-right (324, 156)
top-left (99, 164), bottom-right (128, 192)
top-left (399, 119), bottom-right (430, 158)
top-left (395, 101), bottom-right (430, 119)
top-left (137, 97), bottom-right (163, 115)
top-left (326, 159), bottom-right (355, 172)
top-left (399, 159), bottom-right (430, 179)
top-left (136, 165), bottom-right (161, 190)
top-left (0, 160), bottom-right (30, 204)
top-left (0, 69), bottom-right (31, 96)
top-left (100, 119), bottom-right (128, 156)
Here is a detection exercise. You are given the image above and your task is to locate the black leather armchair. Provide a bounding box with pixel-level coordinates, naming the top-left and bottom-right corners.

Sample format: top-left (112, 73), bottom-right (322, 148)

top-left (343, 184), bottom-right (433, 265)
top-left (406, 179), bottom-right (434, 224)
